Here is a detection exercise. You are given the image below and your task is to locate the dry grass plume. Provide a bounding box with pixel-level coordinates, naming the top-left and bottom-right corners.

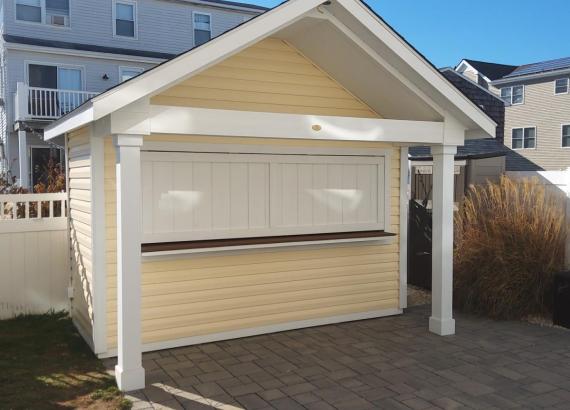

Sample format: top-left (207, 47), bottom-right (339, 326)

top-left (454, 176), bottom-right (566, 319)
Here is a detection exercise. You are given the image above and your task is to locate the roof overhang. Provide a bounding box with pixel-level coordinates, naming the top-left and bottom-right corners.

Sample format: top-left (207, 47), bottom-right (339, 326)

top-left (492, 68), bottom-right (570, 86)
top-left (45, 0), bottom-right (497, 142)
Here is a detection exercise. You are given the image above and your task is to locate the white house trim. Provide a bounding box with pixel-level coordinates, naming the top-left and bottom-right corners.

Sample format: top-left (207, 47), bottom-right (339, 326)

top-left (4, 42), bottom-right (166, 64)
top-left (45, 0), bottom-right (496, 140)
top-left (429, 144), bottom-right (457, 336)
top-left (98, 307), bottom-right (403, 359)
top-left (148, 106), bottom-right (446, 144)
top-left (142, 236), bottom-right (397, 258)
top-left (90, 128), bottom-right (107, 355)
top-left (399, 146), bottom-right (409, 309)
top-left (114, 134), bottom-right (145, 391)
top-left (492, 69), bottom-right (570, 86)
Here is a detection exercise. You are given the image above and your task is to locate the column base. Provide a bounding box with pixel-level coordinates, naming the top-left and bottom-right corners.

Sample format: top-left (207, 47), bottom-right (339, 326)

top-left (429, 316), bottom-right (455, 336)
top-left (115, 365), bottom-right (145, 392)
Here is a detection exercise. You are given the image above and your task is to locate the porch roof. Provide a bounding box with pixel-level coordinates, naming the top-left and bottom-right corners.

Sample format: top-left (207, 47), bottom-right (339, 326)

top-left (45, 0), bottom-right (496, 144)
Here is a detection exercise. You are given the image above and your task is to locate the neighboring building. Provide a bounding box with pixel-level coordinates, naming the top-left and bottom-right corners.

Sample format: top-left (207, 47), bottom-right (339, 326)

top-left (493, 57), bottom-right (570, 172)
top-left (455, 56), bottom-right (570, 172)
top-left (409, 68), bottom-right (508, 204)
top-left (0, 0), bottom-right (266, 187)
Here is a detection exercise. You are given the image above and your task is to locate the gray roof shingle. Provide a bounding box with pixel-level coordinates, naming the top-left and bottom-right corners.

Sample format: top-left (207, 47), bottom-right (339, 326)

top-left (503, 56), bottom-right (570, 79)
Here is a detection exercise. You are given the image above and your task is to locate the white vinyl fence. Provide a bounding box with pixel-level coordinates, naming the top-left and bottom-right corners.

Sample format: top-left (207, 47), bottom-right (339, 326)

top-left (0, 193), bottom-right (70, 319)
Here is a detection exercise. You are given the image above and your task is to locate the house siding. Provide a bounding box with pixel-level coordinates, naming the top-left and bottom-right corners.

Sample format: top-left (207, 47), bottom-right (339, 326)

top-left (3, 0), bottom-right (257, 56)
top-left (504, 76), bottom-right (570, 171)
top-left (152, 38), bottom-right (380, 118)
top-left (68, 126), bottom-right (94, 347)
top-left (98, 38), bottom-right (401, 352)
top-left (104, 135), bottom-right (401, 350)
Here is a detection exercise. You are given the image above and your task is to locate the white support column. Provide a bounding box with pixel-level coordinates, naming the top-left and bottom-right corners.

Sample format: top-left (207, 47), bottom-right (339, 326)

top-left (114, 134), bottom-right (145, 391)
top-left (18, 130), bottom-right (29, 188)
top-left (430, 145), bottom-right (457, 336)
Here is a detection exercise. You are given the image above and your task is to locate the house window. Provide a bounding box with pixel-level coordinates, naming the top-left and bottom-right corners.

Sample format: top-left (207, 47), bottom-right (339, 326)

top-left (563, 125), bottom-right (570, 147)
top-left (28, 63), bottom-right (83, 116)
top-left (114, 0), bottom-right (136, 38)
top-left (501, 85), bottom-right (524, 105)
top-left (119, 66), bottom-right (144, 82)
top-left (16, 0), bottom-right (42, 23)
top-left (512, 127), bottom-right (536, 149)
top-left (555, 78), bottom-right (569, 95)
top-left (16, 0), bottom-right (69, 26)
top-left (193, 12), bottom-right (211, 46)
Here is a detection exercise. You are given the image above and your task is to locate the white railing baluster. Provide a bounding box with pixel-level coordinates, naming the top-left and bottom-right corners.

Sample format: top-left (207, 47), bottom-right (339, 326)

top-left (19, 87), bottom-right (99, 120)
top-left (11, 201), bottom-right (16, 220)
top-left (25, 201), bottom-right (29, 219)
top-left (49, 200), bottom-right (54, 218)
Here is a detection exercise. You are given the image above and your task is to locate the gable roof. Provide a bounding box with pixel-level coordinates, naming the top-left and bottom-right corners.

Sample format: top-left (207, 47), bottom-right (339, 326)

top-left (503, 56), bottom-right (570, 79)
top-left (45, 0), bottom-right (496, 140)
top-left (459, 59), bottom-right (517, 81)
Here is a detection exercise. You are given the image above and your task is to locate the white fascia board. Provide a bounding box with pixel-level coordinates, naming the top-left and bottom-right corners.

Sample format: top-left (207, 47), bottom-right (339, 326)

top-left (44, 103), bottom-right (94, 140)
top-left (88, 0), bottom-right (323, 121)
top-left (455, 60), bottom-right (492, 84)
top-left (336, 0), bottom-right (496, 138)
top-left (491, 68), bottom-right (570, 86)
top-left (4, 42), bottom-right (166, 64)
top-left (149, 106), bottom-right (445, 144)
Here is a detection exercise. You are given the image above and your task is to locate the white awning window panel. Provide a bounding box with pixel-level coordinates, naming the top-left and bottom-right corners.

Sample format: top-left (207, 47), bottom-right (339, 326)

top-left (141, 151), bottom-right (390, 243)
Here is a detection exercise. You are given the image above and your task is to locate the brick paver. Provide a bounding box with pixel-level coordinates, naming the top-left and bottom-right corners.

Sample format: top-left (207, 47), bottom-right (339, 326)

top-left (107, 306), bottom-right (570, 409)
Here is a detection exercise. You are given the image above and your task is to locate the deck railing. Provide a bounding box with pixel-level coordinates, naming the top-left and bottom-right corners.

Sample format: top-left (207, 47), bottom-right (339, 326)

top-left (15, 82), bottom-right (99, 121)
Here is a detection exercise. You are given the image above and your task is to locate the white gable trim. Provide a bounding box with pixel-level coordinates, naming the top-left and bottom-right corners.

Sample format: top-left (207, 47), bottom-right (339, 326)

top-left (455, 59), bottom-right (492, 84)
top-left (45, 0), bottom-right (496, 140)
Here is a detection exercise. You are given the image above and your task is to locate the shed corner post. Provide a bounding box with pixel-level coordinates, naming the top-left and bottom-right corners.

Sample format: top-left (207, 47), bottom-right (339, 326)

top-left (429, 144), bottom-right (457, 336)
top-left (114, 134), bottom-right (145, 391)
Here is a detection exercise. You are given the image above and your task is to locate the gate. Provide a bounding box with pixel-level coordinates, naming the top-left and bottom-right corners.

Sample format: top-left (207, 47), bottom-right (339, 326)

top-left (408, 200), bottom-right (432, 290)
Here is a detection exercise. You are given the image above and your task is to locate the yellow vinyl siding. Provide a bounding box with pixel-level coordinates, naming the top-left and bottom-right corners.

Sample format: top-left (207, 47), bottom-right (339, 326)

top-left (151, 38), bottom-right (380, 119)
top-left (105, 135), bottom-right (401, 349)
top-left (68, 126), bottom-right (94, 344)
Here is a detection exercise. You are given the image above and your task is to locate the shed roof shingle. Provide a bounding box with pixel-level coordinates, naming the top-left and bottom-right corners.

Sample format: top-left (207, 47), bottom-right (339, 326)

top-left (462, 59), bottom-right (517, 81)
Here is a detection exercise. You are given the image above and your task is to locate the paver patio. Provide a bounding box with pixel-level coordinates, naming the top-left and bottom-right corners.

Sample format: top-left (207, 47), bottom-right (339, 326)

top-left (107, 305), bottom-right (570, 409)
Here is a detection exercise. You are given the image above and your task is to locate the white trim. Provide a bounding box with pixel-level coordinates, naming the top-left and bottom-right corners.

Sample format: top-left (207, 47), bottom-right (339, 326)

top-left (24, 60), bottom-right (86, 91)
top-left (14, 0), bottom-right (71, 29)
top-left (45, 0), bottom-right (496, 139)
top-left (98, 307), bottom-right (403, 358)
top-left (90, 132), bottom-right (107, 355)
top-left (192, 11), bottom-right (212, 47)
top-left (511, 126), bottom-right (537, 150)
top-left (148, 106), bottom-right (446, 144)
top-left (492, 68), bottom-right (570, 86)
top-left (45, 104), bottom-right (94, 140)
top-left (178, 0), bottom-right (265, 14)
top-left (554, 78), bottom-right (569, 95)
top-left (399, 147), bottom-right (408, 309)
top-left (501, 84), bottom-right (524, 106)
top-left (142, 141), bottom-right (392, 157)
top-left (4, 42), bottom-right (166, 64)
top-left (119, 66), bottom-right (144, 82)
top-left (142, 236), bottom-right (396, 258)
top-left (561, 124), bottom-right (570, 148)
top-left (112, 0), bottom-right (138, 40)
top-left (454, 60), bottom-right (493, 85)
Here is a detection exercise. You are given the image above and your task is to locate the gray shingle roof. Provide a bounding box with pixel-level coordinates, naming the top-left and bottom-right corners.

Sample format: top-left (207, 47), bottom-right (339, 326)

top-left (463, 59), bottom-right (517, 81)
top-left (504, 56), bottom-right (570, 79)
top-left (409, 139), bottom-right (508, 161)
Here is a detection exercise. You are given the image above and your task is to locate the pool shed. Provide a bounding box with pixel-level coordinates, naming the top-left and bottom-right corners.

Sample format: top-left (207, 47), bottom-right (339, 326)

top-left (45, 0), bottom-right (497, 391)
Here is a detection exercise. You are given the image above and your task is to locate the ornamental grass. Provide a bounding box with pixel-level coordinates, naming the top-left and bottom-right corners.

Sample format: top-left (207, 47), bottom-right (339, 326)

top-left (454, 176), bottom-right (566, 319)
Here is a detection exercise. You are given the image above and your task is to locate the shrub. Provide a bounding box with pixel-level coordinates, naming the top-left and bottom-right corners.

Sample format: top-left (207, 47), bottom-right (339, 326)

top-left (454, 176), bottom-right (566, 319)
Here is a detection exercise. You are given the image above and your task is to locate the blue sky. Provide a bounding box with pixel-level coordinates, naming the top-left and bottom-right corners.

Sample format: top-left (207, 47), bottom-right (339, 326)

top-left (245, 0), bottom-right (570, 68)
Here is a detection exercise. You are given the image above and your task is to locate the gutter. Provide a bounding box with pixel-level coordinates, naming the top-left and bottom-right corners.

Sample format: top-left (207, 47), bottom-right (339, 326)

top-left (492, 68), bottom-right (570, 86)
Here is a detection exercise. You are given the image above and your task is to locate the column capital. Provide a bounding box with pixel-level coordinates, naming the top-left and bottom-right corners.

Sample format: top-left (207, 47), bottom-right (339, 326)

top-left (114, 134), bottom-right (144, 148)
top-left (430, 145), bottom-right (457, 156)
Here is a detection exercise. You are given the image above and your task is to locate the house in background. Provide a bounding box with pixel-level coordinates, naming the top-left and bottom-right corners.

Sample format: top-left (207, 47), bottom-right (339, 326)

top-left (0, 0), bottom-right (265, 188)
top-left (454, 56), bottom-right (570, 173)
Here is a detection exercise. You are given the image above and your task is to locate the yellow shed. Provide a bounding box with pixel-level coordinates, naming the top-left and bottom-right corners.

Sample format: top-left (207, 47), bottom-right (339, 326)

top-left (45, 0), bottom-right (497, 391)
